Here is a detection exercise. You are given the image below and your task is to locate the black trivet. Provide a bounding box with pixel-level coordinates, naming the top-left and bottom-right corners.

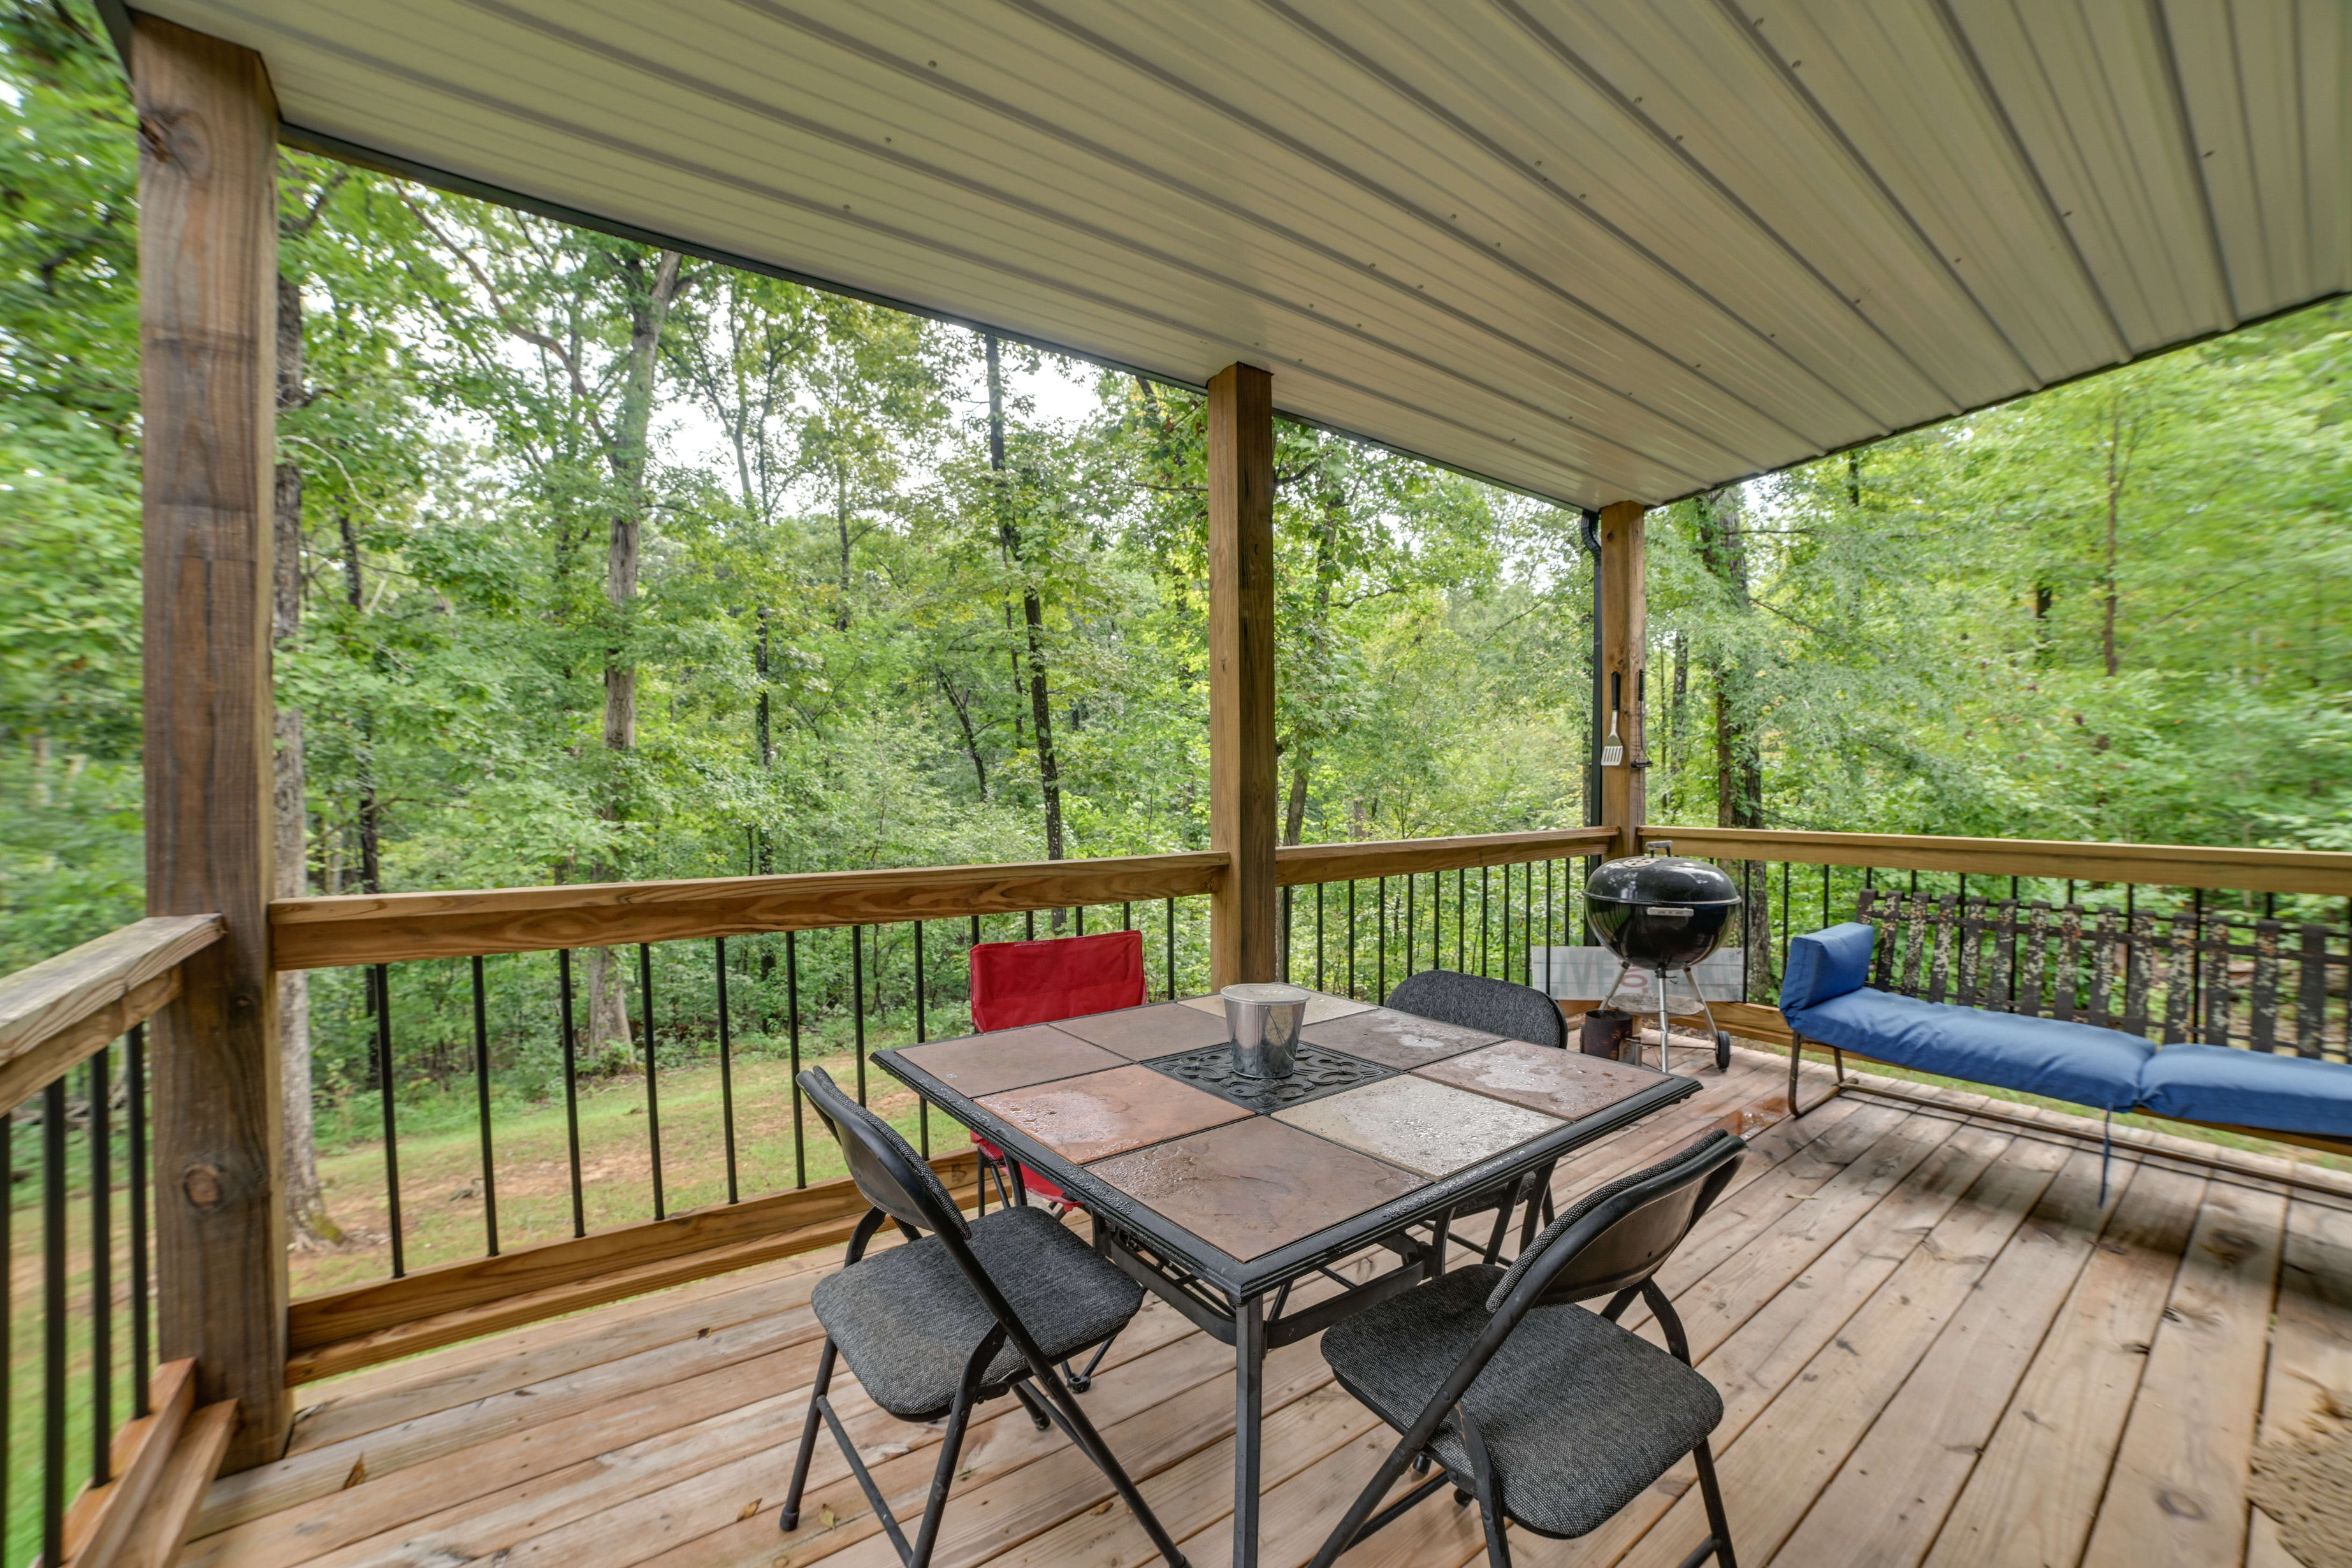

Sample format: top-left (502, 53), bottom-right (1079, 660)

top-left (1147, 1042), bottom-right (1393, 1113)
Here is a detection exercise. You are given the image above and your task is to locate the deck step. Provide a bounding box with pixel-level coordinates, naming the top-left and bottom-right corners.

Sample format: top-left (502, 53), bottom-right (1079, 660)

top-left (111, 1398), bottom-right (238, 1568)
top-left (58, 1360), bottom-right (196, 1568)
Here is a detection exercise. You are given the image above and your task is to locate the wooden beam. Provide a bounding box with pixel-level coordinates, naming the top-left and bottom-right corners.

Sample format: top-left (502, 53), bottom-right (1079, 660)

top-left (1206, 363), bottom-right (1279, 989)
top-left (136, 13), bottom-right (288, 1472)
top-left (269, 851), bottom-right (1226, 970)
top-left (1275, 828), bottom-right (1615, 885)
top-left (1597, 500), bottom-right (1647, 860)
top-left (1640, 825), bottom-right (2352, 897)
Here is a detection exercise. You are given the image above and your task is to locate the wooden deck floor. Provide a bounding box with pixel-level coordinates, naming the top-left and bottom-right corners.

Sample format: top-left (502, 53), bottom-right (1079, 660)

top-left (184, 1048), bottom-right (2352, 1568)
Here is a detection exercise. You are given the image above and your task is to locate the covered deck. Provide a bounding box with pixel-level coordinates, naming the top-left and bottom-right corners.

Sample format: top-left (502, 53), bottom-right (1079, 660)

top-left (179, 1047), bottom-right (2349, 1568)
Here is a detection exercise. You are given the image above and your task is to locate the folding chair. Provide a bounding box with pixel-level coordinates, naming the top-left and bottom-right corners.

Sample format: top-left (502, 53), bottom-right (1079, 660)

top-left (1309, 1130), bottom-right (1747, 1568)
top-left (781, 1068), bottom-right (1189, 1568)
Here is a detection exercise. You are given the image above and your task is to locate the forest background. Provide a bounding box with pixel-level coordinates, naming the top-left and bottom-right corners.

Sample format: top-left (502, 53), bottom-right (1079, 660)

top-left (2, 3), bottom-right (2348, 1242)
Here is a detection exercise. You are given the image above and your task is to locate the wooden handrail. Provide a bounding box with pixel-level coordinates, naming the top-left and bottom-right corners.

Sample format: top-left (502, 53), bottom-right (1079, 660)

top-left (0, 915), bottom-right (224, 1112)
top-left (270, 852), bottom-right (1228, 970)
top-left (1275, 827), bottom-right (1614, 885)
top-left (1639, 826), bottom-right (2352, 897)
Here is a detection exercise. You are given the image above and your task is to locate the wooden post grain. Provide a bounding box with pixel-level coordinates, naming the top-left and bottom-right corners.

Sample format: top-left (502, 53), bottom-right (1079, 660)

top-left (1597, 500), bottom-right (1647, 859)
top-left (136, 13), bottom-right (289, 1470)
top-left (1206, 363), bottom-right (1278, 987)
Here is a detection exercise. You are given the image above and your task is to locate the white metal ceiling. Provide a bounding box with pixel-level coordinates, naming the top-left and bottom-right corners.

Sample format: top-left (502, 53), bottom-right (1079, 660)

top-left (141, 0), bottom-right (2350, 507)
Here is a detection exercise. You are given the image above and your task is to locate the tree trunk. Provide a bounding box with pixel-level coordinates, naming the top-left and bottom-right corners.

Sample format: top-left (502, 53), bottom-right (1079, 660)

top-left (1283, 750), bottom-right (1310, 846)
top-left (1664, 630), bottom-right (1688, 818)
top-left (338, 511), bottom-right (383, 897)
top-left (987, 335), bottom-right (1065, 898)
top-left (2102, 406), bottom-right (2124, 678)
top-left (273, 270), bottom-right (337, 1247)
top-left (1695, 486), bottom-right (1770, 999)
top-left (588, 249), bottom-right (684, 1050)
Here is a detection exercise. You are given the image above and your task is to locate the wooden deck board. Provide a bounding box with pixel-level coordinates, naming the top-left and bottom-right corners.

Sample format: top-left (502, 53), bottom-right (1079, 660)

top-left (202, 1051), bottom-right (2352, 1568)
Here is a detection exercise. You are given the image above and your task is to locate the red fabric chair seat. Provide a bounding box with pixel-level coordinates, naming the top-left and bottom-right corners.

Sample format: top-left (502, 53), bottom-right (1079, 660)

top-left (966, 929), bottom-right (1148, 1207)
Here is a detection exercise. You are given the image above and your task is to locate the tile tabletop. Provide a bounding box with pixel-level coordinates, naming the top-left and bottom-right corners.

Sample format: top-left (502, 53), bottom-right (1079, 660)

top-left (1416, 1039), bottom-right (1664, 1123)
top-left (896, 1026), bottom-right (1128, 1098)
top-left (1085, 1115), bottom-right (1426, 1261)
top-left (1298, 1007), bottom-right (1499, 1070)
top-left (1274, 1073), bottom-right (1565, 1177)
top-left (976, 1063), bottom-right (1253, 1164)
top-left (1179, 990), bottom-right (1376, 1025)
top-left (1051, 999), bottom-right (1232, 1059)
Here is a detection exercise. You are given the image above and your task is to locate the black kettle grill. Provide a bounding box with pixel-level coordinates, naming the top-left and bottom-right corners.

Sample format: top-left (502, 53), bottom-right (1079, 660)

top-left (1581, 850), bottom-right (1743, 1071)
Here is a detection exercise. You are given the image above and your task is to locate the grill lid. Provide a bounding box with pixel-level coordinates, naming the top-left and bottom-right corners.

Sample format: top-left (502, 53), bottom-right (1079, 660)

top-left (1582, 855), bottom-right (1741, 907)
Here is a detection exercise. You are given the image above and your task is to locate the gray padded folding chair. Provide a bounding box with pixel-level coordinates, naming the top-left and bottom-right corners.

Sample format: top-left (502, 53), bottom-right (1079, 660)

top-left (1386, 968), bottom-right (1570, 1261)
top-left (780, 1069), bottom-right (1188, 1568)
top-left (1309, 1130), bottom-right (1746, 1568)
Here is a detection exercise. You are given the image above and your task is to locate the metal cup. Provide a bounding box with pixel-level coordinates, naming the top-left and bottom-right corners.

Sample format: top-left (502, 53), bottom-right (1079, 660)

top-left (1223, 982), bottom-right (1312, 1078)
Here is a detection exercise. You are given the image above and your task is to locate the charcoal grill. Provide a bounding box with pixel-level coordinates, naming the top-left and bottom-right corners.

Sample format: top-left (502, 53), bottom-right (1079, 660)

top-left (1580, 849), bottom-right (1743, 1071)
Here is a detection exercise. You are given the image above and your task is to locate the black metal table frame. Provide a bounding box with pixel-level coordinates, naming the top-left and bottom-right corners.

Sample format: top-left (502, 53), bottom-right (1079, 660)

top-left (873, 1043), bottom-right (1698, 1568)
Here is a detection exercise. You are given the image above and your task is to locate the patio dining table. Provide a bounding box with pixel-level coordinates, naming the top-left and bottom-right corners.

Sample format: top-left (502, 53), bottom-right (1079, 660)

top-left (872, 989), bottom-right (1699, 1568)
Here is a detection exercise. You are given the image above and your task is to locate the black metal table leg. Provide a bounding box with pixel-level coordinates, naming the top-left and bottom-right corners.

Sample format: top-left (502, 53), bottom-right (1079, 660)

top-left (1231, 1293), bottom-right (1266, 1568)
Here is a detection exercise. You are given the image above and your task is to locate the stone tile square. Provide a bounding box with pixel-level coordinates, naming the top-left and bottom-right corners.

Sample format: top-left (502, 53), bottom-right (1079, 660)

top-left (1414, 1039), bottom-right (1662, 1123)
top-left (1300, 1008), bottom-right (1499, 1070)
top-left (1051, 1001), bottom-right (1231, 1059)
top-left (895, 1026), bottom-right (1124, 1098)
top-left (1179, 990), bottom-right (1377, 1024)
top-left (1274, 1074), bottom-right (1564, 1177)
top-left (976, 1064), bottom-right (1252, 1165)
top-left (1085, 1116), bottom-right (1425, 1261)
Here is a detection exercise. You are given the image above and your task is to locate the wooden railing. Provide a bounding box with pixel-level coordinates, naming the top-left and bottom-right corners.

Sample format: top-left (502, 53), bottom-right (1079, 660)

top-left (0, 913), bottom-right (236, 1568)
top-left (1635, 826), bottom-right (2352, 1057)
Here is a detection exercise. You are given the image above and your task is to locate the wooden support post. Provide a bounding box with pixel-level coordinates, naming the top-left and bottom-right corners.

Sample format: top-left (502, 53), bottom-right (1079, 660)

top-left (1597, 501), bottom-right (1648, 859)
top-left (136, 15), bottom-right (290, 1471)
top-left (1206, 363), bottom-right (1279, 987)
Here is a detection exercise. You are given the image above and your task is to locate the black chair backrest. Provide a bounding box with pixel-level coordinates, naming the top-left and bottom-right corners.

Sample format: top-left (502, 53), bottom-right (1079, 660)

top-left (799, 1068), bottom-right (969, 1240)
top-left (1385, 968), bottom-right (1567, 1050)
top-left (1486, 1129), bottom-right (1745, 1313)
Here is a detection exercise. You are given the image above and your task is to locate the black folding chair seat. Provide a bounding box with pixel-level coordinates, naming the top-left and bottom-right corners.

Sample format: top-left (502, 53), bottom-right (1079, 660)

top-left (1323, 1264), bottom-right (1721, 1540)
top-left (813, 1203), bottom-right (1140, 1422)
top-left (1309, 1129), bottom-right (1747, 1568)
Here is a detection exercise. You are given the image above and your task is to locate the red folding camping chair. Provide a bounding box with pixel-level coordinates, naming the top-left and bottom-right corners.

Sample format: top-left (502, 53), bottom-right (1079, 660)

top-left (966, 927), bottom-right (1147, 1212)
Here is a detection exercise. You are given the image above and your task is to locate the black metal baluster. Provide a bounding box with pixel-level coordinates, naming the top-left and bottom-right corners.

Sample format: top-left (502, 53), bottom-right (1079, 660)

top-left (89, 1047), bottom-right (110, 1485)
top-left (471, 955), bottom-right (498, 1257)
top-left (1457, 868), bottom-right (1467, 969)
top-left (1782, 860), bottom-right (1792, 978)
top-left (1546, 859), bottom-right (1556, 998)
top-left (1124, 901), bottom-right (1133, 931)
top-left (1165, 899), bottom-right (1177, 999)
top-left (787, 930), bottom-right (806, 1188)
top-left (639, 943), bottom-right (664, 1220)
top-left (375, 965), bottom-right (404, 1277)
top-left (1427, 870), bottom-right (1439, 971)
top-left (558, 950), bottom-right (585, 1237)
top-left (1480, 866), bottom-right (1490, 976)
top-left (1521, 860), bottom-right (1531, 987)
top-left (43, 1075), bottom-right (68, 1568)
top-left (1282, 885), bottom-right (1293, 983)
top-left (716, 938), bottom-right (739, 1204)
top-left (851, 925), bottom-right (867, 1105)
top-left (127, 1024), bottom-right (149, 1414)
top-left (1404, 875), bottom-right (1414, 982)
top-left (1315, 883), bottom-right (1326, 992)
top-left (1075, 905), bottom-right (1085, 936)
top-left (1377, 876), bottom-right (1389, 1002)
top-left (1822, 863), bottom-right (1831, 927)
top-left (1025, 909), bottom-right (1036, 940)
top-left (1347, 880), bottom-right (1357, 998)
top-left (913, 922), bottom-right (929, 1156)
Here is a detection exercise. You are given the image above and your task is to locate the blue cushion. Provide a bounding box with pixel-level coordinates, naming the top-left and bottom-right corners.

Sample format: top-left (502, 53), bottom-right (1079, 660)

top-left (1781, 924), bottom-right (1875, 1012)
top-left (2136, 1045), bottom-right (2352, 1138)
top-left (1787, 988), bottom-right (2152, 1112)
